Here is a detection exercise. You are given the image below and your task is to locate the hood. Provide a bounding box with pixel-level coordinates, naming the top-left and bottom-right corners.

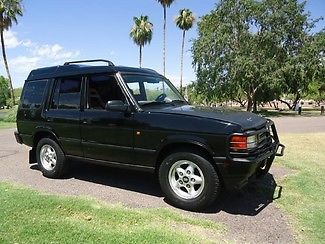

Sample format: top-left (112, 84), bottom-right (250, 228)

top-left (147, 105), bottom-right (267, 131)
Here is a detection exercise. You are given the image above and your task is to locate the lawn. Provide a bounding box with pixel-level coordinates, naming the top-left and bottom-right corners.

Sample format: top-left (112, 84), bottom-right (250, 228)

top-left (275, 133), bottom-right (325, 243)
top-left (0, 107), bottom-right (17, 129)
top-left (257, 109), bottom-right (323, 118)
top-left (0, 121), bottom-right (16, 129)
top-left (0, 182), bottom-right (225, 243)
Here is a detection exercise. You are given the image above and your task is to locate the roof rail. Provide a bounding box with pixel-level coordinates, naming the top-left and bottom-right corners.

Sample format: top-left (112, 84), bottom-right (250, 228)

top-left (64, 59), bottom-right (115, 66)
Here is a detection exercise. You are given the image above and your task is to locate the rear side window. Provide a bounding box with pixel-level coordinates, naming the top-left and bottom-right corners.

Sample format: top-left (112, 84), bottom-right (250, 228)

top-left (51, 77), bottom-right (82, 109)
top-left (21, 80), bottom-right (48, 109)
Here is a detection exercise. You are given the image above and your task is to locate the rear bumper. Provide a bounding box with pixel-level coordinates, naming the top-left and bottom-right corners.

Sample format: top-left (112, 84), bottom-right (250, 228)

top-left (14, 131), bottom-right (23, 144)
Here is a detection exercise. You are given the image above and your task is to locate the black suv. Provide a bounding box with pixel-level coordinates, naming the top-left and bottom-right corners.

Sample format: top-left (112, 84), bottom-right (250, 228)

top-left (15, 59), bottom-right (284, 210)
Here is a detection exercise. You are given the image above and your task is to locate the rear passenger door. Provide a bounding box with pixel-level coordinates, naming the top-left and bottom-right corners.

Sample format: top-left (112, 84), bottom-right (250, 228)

top-left (45, 76), bottom-right (83, 156)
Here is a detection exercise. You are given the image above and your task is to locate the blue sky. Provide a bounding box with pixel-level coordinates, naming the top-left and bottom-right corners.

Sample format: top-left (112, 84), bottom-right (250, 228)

top-left (0, 0), bottom-right (324, 88)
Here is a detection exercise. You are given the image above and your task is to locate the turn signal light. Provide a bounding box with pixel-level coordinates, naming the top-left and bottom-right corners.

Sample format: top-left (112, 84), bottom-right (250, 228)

top-left (230, 135), bottom-right (247, 150)
top-left (230, 135), bottom-right (258, 151)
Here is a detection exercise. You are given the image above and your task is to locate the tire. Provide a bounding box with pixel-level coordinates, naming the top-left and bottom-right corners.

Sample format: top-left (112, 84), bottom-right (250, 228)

top-left (159, 151), bottom-right (220, 211)
top-left (36, 138), bottom-right (68, 178)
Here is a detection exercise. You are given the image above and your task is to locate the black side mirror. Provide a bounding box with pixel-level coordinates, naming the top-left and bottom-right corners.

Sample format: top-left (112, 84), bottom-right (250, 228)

top-left (105, 100), bottom-right (129, 112)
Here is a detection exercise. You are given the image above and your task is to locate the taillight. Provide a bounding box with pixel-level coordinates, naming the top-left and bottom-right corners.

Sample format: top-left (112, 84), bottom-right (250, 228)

top-left (230, 134), bottom-right (258, 151)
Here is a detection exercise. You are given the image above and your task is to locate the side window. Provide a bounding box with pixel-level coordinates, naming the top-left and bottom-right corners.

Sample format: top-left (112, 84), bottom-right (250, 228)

top-left (22, 80), bottom-right (48, 109)
top-left (51, 77), bottom-right (82, 109)
top-left (88, 74), bottom-right (126, 110)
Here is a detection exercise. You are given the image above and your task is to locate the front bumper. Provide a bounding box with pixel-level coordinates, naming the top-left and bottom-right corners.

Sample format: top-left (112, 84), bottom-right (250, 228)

top-left (214, 120), bottom-right (285, 190)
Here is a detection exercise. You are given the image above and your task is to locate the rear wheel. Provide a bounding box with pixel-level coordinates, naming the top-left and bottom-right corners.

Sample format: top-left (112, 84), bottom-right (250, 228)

top-left (36, 138), bottom-right (68, 178)
top-left (159, 151), bottom-right (220, 210)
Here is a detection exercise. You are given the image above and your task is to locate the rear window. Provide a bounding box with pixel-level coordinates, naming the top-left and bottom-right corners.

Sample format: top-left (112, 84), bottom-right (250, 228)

top-left (51, 77), bottom-right (82, 109)
top-left (21, 80), bottom-right (48, 109)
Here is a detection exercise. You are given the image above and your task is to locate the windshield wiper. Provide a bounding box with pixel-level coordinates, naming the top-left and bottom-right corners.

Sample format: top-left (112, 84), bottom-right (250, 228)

top-left (140, 101), bottom-right (167, 106)
top-left (170, 99), bottom-right (188, 105)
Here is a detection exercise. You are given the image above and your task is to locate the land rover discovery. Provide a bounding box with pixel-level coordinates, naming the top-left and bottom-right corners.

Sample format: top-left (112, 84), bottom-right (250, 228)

top-left (15, 59), bottom-right (285, 210)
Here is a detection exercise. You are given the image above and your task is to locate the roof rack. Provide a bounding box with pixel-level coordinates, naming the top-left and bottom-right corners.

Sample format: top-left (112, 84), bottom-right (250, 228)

top-left (64, 59), bottom-right (115, 66)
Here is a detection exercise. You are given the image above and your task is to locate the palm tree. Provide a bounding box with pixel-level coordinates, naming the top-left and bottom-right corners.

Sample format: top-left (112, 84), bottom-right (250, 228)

top-left (157, 0), bottom-right (175, 76)
top-left (0, 0), bottom-right (23, 106)
top-left (175, 9), bottom-right (195, 95)
top-left (130, 15), bottom-right (153, 68)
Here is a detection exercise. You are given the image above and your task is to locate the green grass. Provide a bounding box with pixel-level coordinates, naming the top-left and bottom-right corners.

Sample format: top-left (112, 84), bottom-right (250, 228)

top-left (257, 109), bottom-right (323, 118)
top-left (0, 121), bottom-right (16, 129)
top-left (275, 133), bottom-right (325, 243)
top-left (0, 182), bottom-right (225, 243)
top-left (0, 106), bottom-right (17, 129)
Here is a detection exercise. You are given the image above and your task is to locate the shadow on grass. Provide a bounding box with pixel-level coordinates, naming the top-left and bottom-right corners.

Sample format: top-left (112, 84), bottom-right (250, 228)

top-left (30, 161), bottom-right (282, 216)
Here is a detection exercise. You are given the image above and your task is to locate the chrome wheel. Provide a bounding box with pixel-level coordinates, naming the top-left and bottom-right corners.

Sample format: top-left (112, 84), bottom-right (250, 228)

top-left (168, 160), bottom-right (205, 199)
top-left (40, 144), bottom-right (57, 171)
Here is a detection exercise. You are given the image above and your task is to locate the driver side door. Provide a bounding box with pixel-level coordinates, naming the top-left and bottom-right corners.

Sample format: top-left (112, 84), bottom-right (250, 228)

top-left (80, 73), bottom-right (134, 164)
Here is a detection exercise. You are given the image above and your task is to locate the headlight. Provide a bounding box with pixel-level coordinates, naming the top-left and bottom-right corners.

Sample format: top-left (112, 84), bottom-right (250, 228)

top-left (247, 135), bottom-right (258, 149)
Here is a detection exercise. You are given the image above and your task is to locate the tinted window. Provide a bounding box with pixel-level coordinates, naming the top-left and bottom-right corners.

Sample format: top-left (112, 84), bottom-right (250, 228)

top-left (88, 74), bottom-right (126, 110)
top-left (51, 77), bottom-right (82, 109)
top-left (22, 80), bottom-right (48, 109)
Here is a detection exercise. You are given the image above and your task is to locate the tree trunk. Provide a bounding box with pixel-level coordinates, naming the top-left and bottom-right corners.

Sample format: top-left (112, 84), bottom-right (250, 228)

top-left (253, 98), bottom-right (257, 113)
top-left (139, 45), bottom-right (142, 68)
top-left (180, 30), bottom-right (185, 95)
top-left (233, 98), bottom-right (246, 108)
top-left (292, 93), bottom-right (300, 111)
top-left (247, 95), bottom-right (253, 112)
top-left (1, 30), bottom-right (15, 106)
top-left (163, 6), bottom-right (166, 76)
top-left (279, 99), bottom-right (292, 110)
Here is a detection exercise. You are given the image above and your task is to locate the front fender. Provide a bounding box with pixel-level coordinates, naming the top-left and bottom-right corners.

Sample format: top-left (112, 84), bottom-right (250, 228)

top-left (156, 134), bottom-right (215, 157)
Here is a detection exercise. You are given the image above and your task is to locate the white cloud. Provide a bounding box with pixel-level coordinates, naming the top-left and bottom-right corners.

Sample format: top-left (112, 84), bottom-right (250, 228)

top-left (31, 43), bottom-right (80, 60)
top-left (1, 32), bottom-right (80, 88)
top-left (21, 40), bottom-right (34, 48)
top-left (10, 56), bottom-right (40, 73)
top-left (2, 31), bottom-right (79, 61)
top-left (4, 31), bottom-right (22, 48)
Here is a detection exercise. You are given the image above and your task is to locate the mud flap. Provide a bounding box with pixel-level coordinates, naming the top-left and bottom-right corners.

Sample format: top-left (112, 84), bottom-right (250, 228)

top-left (29, 148), bottom-right (37, 164)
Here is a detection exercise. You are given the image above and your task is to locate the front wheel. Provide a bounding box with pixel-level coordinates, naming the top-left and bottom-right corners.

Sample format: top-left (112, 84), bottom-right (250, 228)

top-left (159, 152), bottom-right (220, 211)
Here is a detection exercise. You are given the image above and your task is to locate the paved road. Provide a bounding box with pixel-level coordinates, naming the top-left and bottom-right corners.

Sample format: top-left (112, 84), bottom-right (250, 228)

top-left (1, 116), bottom-right (324, 243)
top-left (272, 116), bottom-right (325, 133)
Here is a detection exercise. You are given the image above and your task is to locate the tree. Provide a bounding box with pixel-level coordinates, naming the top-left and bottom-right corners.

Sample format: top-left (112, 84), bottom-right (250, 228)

top-left (175, 8), bottom-right (195, 95)
top-left (0, 0), bottom-right (23, 106)
top-left (157, 0), bottom-right (175, 76)
top-left (130, 15), bottom-right (153, 68)
top-left (192, 0), bottom-right (321, 112)
top-left (0, 75), bottom-right (9, 107)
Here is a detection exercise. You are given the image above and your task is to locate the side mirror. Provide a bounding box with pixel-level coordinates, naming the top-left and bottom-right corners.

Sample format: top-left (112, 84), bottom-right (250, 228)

top-left (105, 100), bottom-right (129, 112)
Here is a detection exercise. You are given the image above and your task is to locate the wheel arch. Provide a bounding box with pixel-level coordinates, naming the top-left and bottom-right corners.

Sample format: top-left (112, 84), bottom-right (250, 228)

top-left (33, 129), bottom-right (62, 150)
top-left (155, 137), bottom-right (224, 187)
top-left (156, 139), bottom-right (213, 168)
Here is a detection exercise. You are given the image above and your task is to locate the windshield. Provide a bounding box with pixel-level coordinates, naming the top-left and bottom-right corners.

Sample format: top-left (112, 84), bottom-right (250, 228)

top-left (122, 74), bottom-right (187, 107)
